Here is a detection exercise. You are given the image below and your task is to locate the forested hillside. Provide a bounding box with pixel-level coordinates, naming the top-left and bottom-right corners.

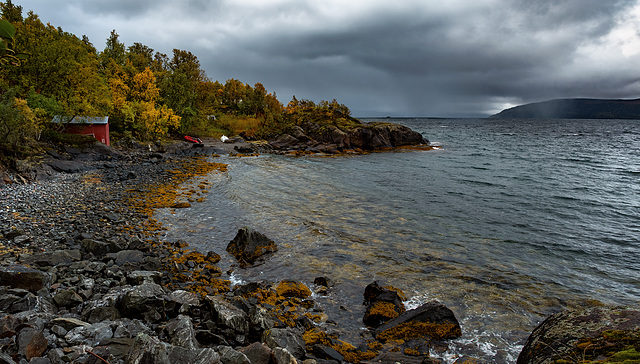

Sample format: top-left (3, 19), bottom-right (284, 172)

top-left (0, 0), bottom-right (352, 159)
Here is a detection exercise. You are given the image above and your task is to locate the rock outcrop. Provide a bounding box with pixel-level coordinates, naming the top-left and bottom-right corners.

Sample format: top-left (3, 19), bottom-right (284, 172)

top-left (517, 306), bottom-right (640, 364)
top-left (268, 121), bottom-right (428, 153)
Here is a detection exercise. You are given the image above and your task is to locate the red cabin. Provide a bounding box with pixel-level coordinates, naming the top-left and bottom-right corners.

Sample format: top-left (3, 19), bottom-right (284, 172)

top-left (53, 116), bottom-right (110, 146)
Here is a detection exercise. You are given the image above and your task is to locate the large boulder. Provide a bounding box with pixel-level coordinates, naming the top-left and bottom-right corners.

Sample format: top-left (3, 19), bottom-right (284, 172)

top-left (517, 306), bottom-right (640, 364)
top-left (362, 281), bottom-right (406, 327)
top-left (226, 227), bottom-right (278, 266)
top-left (0, 265), bottom-right (51, 293)
top-left (374, 301), bottom-right (461, 342)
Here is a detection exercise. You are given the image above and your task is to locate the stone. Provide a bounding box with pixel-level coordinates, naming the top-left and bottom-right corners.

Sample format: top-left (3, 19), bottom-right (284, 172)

top-left (218, 345), bottom-right (251, 364)
top-left (25, 330), bottom-right (47, 360)
top-left (85, 306), bottom-right (121, 323)
top-left (114, 249), bottom-right (145, 265)
top-left (226, 227), bottom-right (278, 266)
top-left (53, 289), bottom-right (83, 307)
top-left (166, 314), bottom-right (198, 349)
top-left (118, 282), bottom-right (172, 318)
top-left (275, 280), bottom-right (312, 299)
top-left (311, 344), bottom-right (344, 362)
top-left (50, 318), bottom-right (90, 332)
top-left (0, 352), bottom-right (16, 364)
top-left (65, 321), bottom-right (113, 346)
top-left (81, 239), bottom-right (115, 256)
top-left (125, 333), bottom-right (171, 364)
top-left (273, 347), bottom-right (298, 364)
top-left (0, 314), bottom-right (18, 338)
top-left (46, 160), bottom-right (88, 173)
top-left (375, 301), bottom-right (462, 342)
top-left (363, 281), bottom-right (406, 327)
top-left (206, 295), bottom-right (249, 335)
top-left (240, 342), bottom-right (274, 364)
top-left (0, 265), bottom-right (51, 293)
top-left (169, 290), bottom-right (200, 307)
top-left (262, 327), bottom-right (306, 359)
top-left (127, 270), bottom-right (162, 285)
top-left (517, 306), bottom-right (640, 364)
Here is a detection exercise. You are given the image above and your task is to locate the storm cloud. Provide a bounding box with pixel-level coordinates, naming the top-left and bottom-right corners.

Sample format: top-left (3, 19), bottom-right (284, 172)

top-left (16, 0), bottom-right (640, 116)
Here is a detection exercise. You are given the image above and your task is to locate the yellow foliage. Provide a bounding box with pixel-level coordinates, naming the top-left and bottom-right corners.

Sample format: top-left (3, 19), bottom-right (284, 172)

top-left (131, 67), bottom-right (160, 102)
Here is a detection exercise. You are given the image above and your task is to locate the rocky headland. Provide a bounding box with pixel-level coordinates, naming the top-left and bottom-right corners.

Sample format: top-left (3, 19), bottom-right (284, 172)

top-left (1, 138), bottom-right (639, 364)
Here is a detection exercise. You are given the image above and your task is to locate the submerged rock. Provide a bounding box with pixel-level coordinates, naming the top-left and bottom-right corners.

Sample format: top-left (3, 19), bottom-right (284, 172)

top-left (226, 227), bottom-right (278, 266)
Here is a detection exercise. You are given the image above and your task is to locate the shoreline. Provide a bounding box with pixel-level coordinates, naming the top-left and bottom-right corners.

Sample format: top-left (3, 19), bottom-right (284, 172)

top-left (1, 139), bottom-right (638, 364)
top-left (0, 140), bottom-right (458, 363)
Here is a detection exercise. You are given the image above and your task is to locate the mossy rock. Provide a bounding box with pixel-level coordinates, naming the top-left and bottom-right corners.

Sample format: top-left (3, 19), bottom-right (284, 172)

top-left (275, 280), bottom-right (311, 299)
top-left (518, 306), bottom-right (640, 364)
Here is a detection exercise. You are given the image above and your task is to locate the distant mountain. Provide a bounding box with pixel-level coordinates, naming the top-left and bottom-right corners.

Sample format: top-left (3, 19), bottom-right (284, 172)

top-left (491, 98), bottom-right (640, 119)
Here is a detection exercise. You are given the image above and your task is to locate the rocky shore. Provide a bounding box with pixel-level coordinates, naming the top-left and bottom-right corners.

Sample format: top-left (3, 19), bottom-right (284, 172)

top-left (1, 138), bottom-right (640, 364)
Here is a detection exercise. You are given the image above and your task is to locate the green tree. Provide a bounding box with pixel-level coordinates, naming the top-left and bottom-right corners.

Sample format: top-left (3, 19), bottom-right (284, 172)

top-left (100, 29), bottom-right (126, 68)
top-left (0, 0), bottom-right (22, 23)
top-left (127, 42), bottom-right (154, 71)
top-left (2, 12), bottom-right (108, 116)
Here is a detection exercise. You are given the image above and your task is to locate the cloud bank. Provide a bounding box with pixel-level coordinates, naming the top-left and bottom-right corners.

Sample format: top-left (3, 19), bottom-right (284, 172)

top-left (17, 0), bottom-right (640, 116)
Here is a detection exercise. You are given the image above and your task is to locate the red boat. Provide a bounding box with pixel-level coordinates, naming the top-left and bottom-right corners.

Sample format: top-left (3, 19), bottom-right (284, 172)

top-left (184, 135), bottom-right (203, 144)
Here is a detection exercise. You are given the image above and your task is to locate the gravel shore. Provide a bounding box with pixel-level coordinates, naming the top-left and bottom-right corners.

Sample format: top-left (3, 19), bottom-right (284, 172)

top-left (0, 140), bottom-right (465, 364)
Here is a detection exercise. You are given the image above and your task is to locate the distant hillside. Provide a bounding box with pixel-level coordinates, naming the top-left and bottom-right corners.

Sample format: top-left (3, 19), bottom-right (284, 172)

top-left (491, 98), bottom-right (640, 119)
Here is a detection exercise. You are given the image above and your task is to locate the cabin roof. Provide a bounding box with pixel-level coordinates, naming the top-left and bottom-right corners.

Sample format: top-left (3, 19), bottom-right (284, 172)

top-left (52, 116), bottom-right (109, 125)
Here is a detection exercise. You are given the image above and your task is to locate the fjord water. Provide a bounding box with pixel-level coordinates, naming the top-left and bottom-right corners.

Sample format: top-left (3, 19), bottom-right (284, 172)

top-left (157, 118), bottom-right (640, 363)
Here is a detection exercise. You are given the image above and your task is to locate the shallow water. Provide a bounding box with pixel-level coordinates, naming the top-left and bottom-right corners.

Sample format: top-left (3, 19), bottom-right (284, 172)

top-left (156, 118), bottom-right (640, 363)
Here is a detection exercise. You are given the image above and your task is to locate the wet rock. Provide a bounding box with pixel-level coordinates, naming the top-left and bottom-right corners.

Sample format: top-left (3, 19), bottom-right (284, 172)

top-left (226, 227), bottom-right (278, 266)
top-left (311, 344), bottom-right (344, 362)
top-left (374, 301), bottom-right (461, 342)
top-left (363, 281), bottom-right (406, 327)
top-left (275, 280), bottom-right (312, 299)
top-left (0, 265), bottom-right (51, 293)
top-left (517, 306), bottom-right (640, 364)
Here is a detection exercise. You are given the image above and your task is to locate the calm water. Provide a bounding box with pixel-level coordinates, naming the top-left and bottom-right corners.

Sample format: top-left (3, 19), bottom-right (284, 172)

top-left (157, 118), bottom-right (640, 363)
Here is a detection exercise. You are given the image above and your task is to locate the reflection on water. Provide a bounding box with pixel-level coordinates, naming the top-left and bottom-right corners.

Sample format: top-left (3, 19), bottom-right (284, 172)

top-left (156, 118), bottom-right (640, 363)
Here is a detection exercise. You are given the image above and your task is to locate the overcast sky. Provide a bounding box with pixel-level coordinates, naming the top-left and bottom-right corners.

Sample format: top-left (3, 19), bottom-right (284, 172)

top-left (14, 0), bottom-right (640, 117)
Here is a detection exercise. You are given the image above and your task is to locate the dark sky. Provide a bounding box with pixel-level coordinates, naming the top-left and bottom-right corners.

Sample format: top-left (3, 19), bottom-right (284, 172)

top-left (15, 0), bottom-right (640, 117)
